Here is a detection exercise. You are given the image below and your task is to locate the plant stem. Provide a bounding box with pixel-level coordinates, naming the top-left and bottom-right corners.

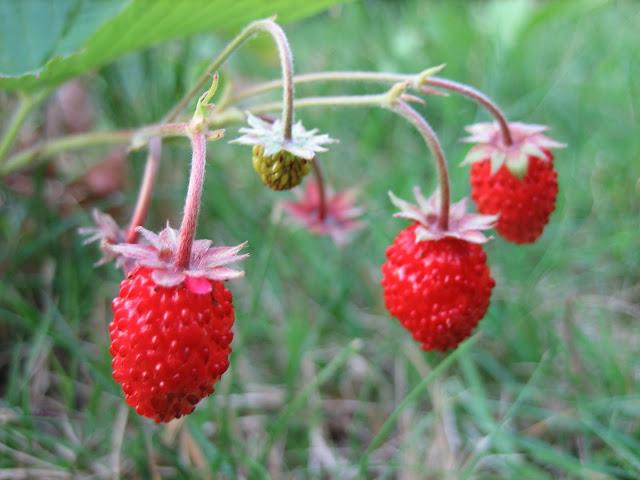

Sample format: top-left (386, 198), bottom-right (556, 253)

top-left (425, 77), bottom-right (513, 146)
top-left (126, 137), bottom-right (162, 242)
top-left (175, 132), bottom-right (207, 269)
top-left (1, 130), bottom-right (133, 175)
top-left (163, 19), bottom-right (295, 140)
top-left (1, 123), bottom-right (187, 176)
top-left (230, 71), bottom-right (410, 102)
top-left (229, 71), bottom-right (513, 146)
top-left (0, 89), bottom-right (50, 164)
top-left (390, 100), bottom-right (450, 230)
top-left (211, 93), bottom-right (388, 125)
top-left (311, 159), bottom-right (327, 221)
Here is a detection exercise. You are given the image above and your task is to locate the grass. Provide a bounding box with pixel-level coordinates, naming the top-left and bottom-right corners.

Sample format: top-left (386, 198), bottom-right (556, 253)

top-left (1, 0), bottom-right (640, 478)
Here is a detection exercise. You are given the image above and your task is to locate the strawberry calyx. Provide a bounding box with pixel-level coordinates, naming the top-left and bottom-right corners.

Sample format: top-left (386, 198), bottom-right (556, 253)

top-left (279, 178), bottom-right (366, 246)
top-left (109, 224), bottom-right (248, 294)
top-left (461, 122), bottom-right (565, 179)
top-left (231, 113), bottom-right (336, 160)
top-left (78, 209), bottom-right (130, 269)
top-left (389, 186), bottom-right (497, 244)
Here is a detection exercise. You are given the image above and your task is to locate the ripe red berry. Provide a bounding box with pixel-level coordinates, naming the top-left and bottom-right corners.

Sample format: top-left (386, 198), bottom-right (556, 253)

top-left (462, 122), bottom-right (565, 244)
top-left (382, 225), bottom-right (495, 351)
top-left (470, 152), bottom-right (558, 244)
top-left (107, 225), bottom-right (248, 422)
top-left (110, 267), bottom-right (234, 422)
top-left (382, 188), bottom-right (497, 351)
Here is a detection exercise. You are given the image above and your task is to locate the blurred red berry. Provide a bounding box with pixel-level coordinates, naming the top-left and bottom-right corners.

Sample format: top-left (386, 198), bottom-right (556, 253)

top-left (381, 188), bottom-right (496, 351)
top-left (463, 122), bottom-right (565, 244)
top-left (382, 225), bottom-right (494, 351)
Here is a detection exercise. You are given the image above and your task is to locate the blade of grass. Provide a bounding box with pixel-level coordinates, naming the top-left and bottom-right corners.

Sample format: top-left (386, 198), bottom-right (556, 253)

top-left (358, 335), bottom-right (478, 474)
top-left (257, 338), bottom-right (363, 462)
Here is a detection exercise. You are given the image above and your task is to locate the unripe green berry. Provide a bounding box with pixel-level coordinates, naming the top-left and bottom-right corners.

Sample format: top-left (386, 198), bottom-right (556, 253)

top-left (252, 145), bottom-right (312, 191)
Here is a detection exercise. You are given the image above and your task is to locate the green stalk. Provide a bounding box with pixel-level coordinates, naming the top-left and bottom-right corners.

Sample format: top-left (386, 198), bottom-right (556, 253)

top-left (358, 336), bottom-right (477, 475)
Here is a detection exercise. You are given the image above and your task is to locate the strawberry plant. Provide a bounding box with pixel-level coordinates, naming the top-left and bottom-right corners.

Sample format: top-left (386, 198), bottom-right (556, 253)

top-left (0, 17), bottom-right (562, 423)
top-left (3, 2), bottom-right (640, 477)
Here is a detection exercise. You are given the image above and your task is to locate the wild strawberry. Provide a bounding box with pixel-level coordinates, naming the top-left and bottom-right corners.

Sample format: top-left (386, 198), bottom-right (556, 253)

top-left (110, 267), bottom-right (234, 422)
top-left (109, 225), bottom-right (247, 422)
top-left (462, 122), bottom-right (565, 244)
top-left (232, 113), bottom-right (335, 191)
top-left (381, 188), bottom-right (496, 351)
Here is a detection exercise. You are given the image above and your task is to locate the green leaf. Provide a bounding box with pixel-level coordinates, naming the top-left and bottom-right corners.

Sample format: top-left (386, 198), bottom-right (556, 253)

top-left (0, 0), bottom-right (348, 92)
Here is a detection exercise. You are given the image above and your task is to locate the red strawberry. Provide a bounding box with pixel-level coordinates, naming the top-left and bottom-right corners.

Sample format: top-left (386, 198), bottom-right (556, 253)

top-left (381, 188), bottom-right (496, 351)
top-left (462, 122), bottom-right (565, 244)
top-left (109, 225), bottom-right (247, 422)
top-left (470, 153), bottom-right (557, 243)
top-left (110, 267), bottom-right (234, 422)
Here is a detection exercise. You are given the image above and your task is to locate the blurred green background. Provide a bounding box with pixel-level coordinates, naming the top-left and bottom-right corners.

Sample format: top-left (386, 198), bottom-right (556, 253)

top-left (1, 0), bottom-right (640, 478)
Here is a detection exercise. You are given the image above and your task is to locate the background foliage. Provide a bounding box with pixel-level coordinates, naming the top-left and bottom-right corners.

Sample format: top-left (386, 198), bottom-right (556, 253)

top-left (1, 0), bottom-right (639, 478)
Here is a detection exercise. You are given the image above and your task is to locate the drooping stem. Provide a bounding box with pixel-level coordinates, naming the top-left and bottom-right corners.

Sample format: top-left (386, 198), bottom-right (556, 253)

top-left (163, 19), bottom-right (295, 140)
top-left (264, 22), bottom-right (294, 140)
top-left (0, 89), bottom-right (51, 164)
top-left (126, 137), bottom-right (162, 242)
top-left (311, 159), bottom-right (327, 221)
top-left (229, 70), bottom-right (513, 146)
top-left (175, 132), bottom-right (207, 269)
top-left (425, 77), bottom-right (513, 146)
top-left (390, 100), bottom-right (450, 230)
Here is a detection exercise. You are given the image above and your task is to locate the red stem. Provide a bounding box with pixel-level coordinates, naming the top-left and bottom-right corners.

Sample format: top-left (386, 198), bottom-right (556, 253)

top-left (176, 132), bottom-right (207, 269)
top-left (311, 159), bottom-right (327, 221)
top-left (392, 100), bottom-right (450, 230)
top-left (126, 137), bottom-right (162, 242)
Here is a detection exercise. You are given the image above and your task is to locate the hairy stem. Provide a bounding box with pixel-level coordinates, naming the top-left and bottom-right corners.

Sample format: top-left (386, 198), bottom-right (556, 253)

top-left (229, 70), bottom-right (513, 146)
top-left (426, 77), bottom-right (513, 146)
top-left (164, 19), bottom-right (295, 140)
top-left (212, 93), bottom-right (389, 125)
top-left (311, 159), bottom-right (327, 221)
top-left (126, 137), bottom-right (162, 242)
top-left (176, 132), bottom-right (207, 269)
top-left (390, 100), bottom-right (451, 230)
top-left (0, 89), bottom-right (50, 164)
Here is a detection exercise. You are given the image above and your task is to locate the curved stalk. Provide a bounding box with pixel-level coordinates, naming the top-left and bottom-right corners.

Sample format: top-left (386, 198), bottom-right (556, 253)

top-left (426, 77), bottom-right (513, 146)
top-left (390, 100), bottom-right (450, 230)
top-left (229, 71), bottom-right (513, 146)
top-left (311, 159), bottom-right (327, 221)
top-left (163, 19), bottom-right (295, 140)
top-left (126, 137), bottom-right (162, 242)
top-left (175, 132), bottom-right (207, 269)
